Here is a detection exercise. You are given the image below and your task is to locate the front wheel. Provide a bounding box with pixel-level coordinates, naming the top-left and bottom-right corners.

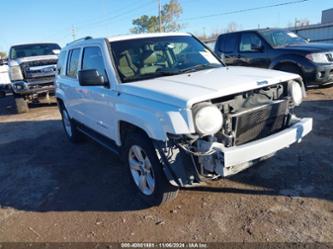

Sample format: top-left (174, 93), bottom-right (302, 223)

top-left (15, 96), bottom-right (29, 114)
top-left (123, 132), bottom-right (178, 206)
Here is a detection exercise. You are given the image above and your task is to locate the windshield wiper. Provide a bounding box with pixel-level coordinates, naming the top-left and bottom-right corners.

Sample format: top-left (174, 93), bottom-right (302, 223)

top-left (122, 64), bottom-right (221, 83)
top-left (179, 64), bottom-right (222, 73)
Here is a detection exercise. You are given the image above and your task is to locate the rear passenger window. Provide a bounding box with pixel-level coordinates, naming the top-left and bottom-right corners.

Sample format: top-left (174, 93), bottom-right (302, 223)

top-left (219, 34), bottom-right (237, 53)
top-left (57, 50), bottom-right (67, 75)
top-left (66, 48), bottom-right (81, 78)
top-left (82, 47), bottom-right (107, 80)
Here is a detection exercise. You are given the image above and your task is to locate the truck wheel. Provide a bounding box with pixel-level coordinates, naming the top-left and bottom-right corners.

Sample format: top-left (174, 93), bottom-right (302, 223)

top-left (15, 97), bottom-right (29, 114)
top-left (123, 132), bottom-right (178, 206)
top-left (60, 106), bottom-right (83, 143)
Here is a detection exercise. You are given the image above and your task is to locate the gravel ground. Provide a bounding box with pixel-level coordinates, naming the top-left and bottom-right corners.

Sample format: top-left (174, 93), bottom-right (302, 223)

top-left (0, 87), bottom-right (332, 243)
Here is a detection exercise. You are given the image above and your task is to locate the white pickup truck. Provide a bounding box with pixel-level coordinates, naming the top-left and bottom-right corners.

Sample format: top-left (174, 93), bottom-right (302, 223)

top-left (55, 33), bottom-right (312, 205)
top-left (0, 62), bottom-right (11, 97)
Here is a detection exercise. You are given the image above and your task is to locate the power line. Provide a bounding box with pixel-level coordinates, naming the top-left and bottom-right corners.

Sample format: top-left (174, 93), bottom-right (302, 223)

top-left (47, 0), bottom-right (156, 39)
top-left (77, 0), bottom-right (156, 30)
top-left (181, 0), bottom-right (310, 21)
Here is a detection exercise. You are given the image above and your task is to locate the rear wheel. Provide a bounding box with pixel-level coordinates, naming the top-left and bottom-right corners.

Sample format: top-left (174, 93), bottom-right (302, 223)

top-left (123, 132), bottom-right (178, 206)
top-left (15, 96), bottom-right (29, 114)
top-left (60, 105), bottom-right (83, 143)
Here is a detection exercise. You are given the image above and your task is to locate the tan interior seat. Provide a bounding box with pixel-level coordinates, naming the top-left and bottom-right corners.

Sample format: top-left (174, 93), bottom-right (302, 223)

top-left (140, 51), bottom-right (162, 75)
top-left (118, 51), bottom-right (138, 78)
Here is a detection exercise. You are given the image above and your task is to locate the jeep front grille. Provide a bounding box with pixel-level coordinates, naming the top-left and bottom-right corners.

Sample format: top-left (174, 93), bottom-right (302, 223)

top-left (231, 100), bottom-right (289, 145)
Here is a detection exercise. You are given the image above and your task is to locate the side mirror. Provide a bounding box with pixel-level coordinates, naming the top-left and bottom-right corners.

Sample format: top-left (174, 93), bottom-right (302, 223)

top-left (78, 69), bottom-right (108, 87)
top-left (220, 53), bottom-right (225, 63)
top-left (52, 49), bottom-right (61, 55)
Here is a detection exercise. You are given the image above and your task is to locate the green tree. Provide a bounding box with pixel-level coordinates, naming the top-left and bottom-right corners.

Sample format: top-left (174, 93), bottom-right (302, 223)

top-left (130, 15), bottom-right (159, 34)
top-left (130, 0), bottom-right (183, 33)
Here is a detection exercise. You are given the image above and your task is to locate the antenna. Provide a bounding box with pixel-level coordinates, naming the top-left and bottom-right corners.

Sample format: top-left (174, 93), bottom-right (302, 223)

top-left (71, 26), bottom-right (76, 41)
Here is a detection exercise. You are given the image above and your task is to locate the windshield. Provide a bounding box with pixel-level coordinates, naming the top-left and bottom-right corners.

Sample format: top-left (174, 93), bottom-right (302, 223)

top-left (259, 30), bottom-right (307, 48)
top-left (10, 43), bottom-right (61, 59)
top-left (110, 35), bottom-right (222, 83)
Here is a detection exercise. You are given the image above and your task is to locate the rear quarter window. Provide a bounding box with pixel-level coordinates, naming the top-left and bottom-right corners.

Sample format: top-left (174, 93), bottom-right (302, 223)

top-left (66, 48), bottom-right (81, 78)
top-left (217, 34), bottom-right (238, 53)
top-left (57, 50), bottom-right (67, 75)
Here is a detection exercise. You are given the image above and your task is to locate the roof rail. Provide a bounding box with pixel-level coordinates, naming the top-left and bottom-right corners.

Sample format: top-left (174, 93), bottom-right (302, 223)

top-left (66, 36), bottom-right (93, 46)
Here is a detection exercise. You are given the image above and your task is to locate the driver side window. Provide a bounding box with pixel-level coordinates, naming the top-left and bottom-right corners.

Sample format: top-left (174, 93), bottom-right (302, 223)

top-left (81, 47), bottom-right (107, 81)
top-left (240, 33), bottom-right (262, 52)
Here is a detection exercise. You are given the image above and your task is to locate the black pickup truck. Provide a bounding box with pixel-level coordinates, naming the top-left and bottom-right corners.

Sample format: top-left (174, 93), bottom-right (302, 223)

top-left (214, 28), bottom-right (333, 87)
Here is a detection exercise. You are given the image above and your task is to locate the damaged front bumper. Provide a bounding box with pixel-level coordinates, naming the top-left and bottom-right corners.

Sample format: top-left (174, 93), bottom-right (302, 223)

top-left (199, 117), bottom-right (313, 177)
top-left (156, 117), bottom-right (313, 187)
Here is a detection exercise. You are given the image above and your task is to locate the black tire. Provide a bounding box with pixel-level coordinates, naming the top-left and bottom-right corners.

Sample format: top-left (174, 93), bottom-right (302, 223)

top-left (277, 64), bottom-right (308, 89)
top-left (15, 96), bottom-right (29, 114)
top-left (122, 132), bottom-right (178, 206)
top-left (59, 104), bottom-right (84, 143)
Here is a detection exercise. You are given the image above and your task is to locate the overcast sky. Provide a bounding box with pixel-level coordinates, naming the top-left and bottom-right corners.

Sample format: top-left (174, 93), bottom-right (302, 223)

top-left (1, 0), bottom-right (332, 51)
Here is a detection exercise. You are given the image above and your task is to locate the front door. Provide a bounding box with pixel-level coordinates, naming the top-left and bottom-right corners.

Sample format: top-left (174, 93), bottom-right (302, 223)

top-left (79, 46), bottom-right (117, 139)
top-left (237, 32), bottom-right (270, 68)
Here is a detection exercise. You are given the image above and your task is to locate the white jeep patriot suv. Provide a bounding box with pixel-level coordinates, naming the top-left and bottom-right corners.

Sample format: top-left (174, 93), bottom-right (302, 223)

top-left (56, 33), bottom-right (312, 205)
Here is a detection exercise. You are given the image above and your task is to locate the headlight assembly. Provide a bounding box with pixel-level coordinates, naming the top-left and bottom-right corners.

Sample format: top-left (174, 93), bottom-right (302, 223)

top-left (289, 81), bottom-right (303, 106)
top-left (193, 103), bottom-right (223, 136)
top-left (306, 52), bottom-right (329, 64)
top-left (9, 65), bottom-right (23, 81)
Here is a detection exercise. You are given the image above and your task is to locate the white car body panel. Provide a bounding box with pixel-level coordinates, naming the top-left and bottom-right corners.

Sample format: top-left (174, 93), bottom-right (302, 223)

top-left (8, 55), bottom-right (58, 67)
top-left (0, 65), bottom-right (10, 85)
top-left (118, 66), bottom-right (300, 108)
top-left (215, 118), bottom-right (313, 176)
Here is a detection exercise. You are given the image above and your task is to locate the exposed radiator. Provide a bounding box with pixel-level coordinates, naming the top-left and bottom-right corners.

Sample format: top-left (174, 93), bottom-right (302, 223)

top-left (231, 100), bottom-right (289, 145)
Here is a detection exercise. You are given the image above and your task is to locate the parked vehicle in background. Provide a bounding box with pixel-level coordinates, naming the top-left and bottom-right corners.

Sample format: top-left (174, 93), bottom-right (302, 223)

top-left (8, 43), bottom-right (61, 113)
top-left (0, 59), bottom-right (11, 97)
top-left (214, 28), bottom-right (333, 87)
top-left (56, 33), bottom-right (312, 206)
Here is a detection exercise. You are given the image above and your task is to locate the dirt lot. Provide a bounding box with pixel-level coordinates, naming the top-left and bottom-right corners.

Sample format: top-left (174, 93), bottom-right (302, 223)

top-left (0, 88), bottom-right (332, 243)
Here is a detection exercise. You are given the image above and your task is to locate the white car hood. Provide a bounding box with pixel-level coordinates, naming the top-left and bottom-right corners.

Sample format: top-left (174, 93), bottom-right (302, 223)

top-left (9, 55), bottom-right (58, 66)
top-left (118, 66), bottom-right (299, 108)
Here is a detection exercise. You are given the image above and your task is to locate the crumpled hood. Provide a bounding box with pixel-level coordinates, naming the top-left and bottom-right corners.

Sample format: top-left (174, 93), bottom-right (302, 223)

top-left (118, 66), bottom-right (299, 108)
top-left (9, 55), bottom-right (58, 66)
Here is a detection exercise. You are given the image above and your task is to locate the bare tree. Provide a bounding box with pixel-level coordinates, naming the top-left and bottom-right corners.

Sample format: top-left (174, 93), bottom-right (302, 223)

top-left (226, 22), bottom-right (238, 33)
top-left (0, 51), bottom-right (6, 59)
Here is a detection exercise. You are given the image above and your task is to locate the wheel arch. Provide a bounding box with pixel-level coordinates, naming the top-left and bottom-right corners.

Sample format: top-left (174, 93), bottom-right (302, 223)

top-left (119, 121), bottom-right (151, 147)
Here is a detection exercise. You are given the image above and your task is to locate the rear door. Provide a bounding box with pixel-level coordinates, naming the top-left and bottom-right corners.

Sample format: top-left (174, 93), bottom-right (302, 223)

top-left (215, 33), bottom-right (239, 65)
top-left (237, 32), bottom-right (270, 68)
top-left (59, 48), bottom-right (84, 122)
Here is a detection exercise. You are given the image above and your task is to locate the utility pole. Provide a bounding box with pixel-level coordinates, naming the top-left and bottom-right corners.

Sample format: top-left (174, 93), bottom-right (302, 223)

top-left (71, 25), bottom-right (76, 41)
top-left (158, 0), bottom-right (162, 32)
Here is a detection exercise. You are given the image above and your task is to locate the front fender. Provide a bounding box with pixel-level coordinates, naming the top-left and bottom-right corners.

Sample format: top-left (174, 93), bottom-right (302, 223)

top-left (269, 54), bottom-right (314, 73)
top-left (114, 100), bottom-right (194, 146)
